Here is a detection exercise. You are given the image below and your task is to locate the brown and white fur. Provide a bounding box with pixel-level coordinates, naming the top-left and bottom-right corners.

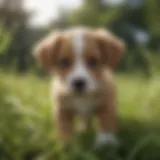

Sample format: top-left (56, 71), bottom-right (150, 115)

top-left (34, 28), bottom-right (125, 148)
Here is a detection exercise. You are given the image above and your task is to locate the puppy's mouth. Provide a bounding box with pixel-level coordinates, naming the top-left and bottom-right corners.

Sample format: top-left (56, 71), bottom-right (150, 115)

top-left (73, 88), bottom-right (87, 95)
top-left (72, 87), bottom-right (98, 96)
top-left (72, 89), bottom-right (101, 99)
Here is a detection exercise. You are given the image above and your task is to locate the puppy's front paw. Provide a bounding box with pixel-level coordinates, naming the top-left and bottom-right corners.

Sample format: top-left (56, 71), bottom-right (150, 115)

top-left (95, 132), bottom-right (118, 149)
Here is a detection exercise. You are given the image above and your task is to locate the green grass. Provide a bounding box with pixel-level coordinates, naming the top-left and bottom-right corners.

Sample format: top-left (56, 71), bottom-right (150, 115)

top-left (0, 72), bottom-right (160, 160)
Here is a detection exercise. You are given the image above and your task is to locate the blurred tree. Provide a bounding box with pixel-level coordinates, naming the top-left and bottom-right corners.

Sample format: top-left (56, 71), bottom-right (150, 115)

top-left (0, 0), bottom-right (31, 73)
top-left (70, 0), bottom-right (124, 27)
top-left (0, 22), bottom-right (14, 56)
top-left (27, 26), bottom-right (48, 74)
top-left (145, 0), bottom-right (160, 50)
top-left (145, 0), bottom-right (160, 36)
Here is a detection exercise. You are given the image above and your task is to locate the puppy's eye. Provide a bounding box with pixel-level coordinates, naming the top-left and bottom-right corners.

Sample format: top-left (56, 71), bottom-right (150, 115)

top-left (58, 58), bottom-right (71, 68)
top-left (87, 58), bottom-right (98, 68)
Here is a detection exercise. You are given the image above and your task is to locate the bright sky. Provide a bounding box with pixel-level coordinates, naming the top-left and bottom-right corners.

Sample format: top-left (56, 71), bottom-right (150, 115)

top-left (25, 0), bottom-right (82, 26)
top-left (24, 0), bottom-right (124, 26)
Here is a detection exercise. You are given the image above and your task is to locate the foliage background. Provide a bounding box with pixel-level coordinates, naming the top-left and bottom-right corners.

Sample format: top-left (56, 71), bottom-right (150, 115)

top-left (0, 0), bottom-right (160, 159)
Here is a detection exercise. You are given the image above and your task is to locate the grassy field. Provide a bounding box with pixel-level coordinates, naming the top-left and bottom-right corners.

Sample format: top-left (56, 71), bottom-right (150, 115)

top-left (0, 72), bottom-right (160, 160)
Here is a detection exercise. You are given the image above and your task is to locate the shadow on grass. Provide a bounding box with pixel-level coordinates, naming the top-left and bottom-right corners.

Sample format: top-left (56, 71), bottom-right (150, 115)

top-left (118, 118), bottom-right (160, 160)
top-left (52, 118), bottom-right (160, 160)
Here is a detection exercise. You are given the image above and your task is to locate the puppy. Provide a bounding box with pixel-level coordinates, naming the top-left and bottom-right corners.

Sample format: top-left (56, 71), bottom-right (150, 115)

top-left (34, 28), bottom-right (125, 148)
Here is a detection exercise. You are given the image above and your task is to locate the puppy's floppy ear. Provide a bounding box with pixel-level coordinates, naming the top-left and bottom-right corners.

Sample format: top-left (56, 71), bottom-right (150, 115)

top-left (33, 32), bottom-right (62, 72)
top-left (96, 30), bottom-right (125, 69)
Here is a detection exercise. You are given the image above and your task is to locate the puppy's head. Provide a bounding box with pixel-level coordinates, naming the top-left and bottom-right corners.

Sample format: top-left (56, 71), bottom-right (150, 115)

top-left (34, 28), bottom-right (125, 94)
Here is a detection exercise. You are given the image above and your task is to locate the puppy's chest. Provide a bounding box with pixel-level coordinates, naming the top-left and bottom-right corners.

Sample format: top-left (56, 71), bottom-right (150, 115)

top-left (69, 95), bottom-right (100, 116)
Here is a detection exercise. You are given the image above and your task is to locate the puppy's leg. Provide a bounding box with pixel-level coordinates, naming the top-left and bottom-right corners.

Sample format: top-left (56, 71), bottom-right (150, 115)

top-left (96, 101), bottom-right (118, 148)
top-left (79, 117), bottom-right (92, 132)
top-left (86, 117), bottom-right (92, 130)
top-left (56, 106), bottom-right (74, 145)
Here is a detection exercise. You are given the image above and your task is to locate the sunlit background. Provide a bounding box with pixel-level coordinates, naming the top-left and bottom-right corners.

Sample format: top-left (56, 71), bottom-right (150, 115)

top-left (25, 0), bottom-right (82, 26)
top-left (0, 0), bottom-right (160, 159)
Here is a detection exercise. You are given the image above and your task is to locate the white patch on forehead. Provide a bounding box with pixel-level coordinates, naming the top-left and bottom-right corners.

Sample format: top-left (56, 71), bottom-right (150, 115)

top-left (72, 30), bottom-right (84, 57)
top-left (71, 30), bottom-right (86, 78)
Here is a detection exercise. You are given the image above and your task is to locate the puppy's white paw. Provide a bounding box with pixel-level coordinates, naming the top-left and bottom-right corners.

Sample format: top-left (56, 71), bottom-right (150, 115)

top-left (95, 132), bottom-right (118, 149)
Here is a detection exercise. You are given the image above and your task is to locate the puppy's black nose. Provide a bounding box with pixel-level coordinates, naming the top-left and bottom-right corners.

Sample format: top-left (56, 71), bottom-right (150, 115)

top-left (72, 79), bottom-right (86, 92)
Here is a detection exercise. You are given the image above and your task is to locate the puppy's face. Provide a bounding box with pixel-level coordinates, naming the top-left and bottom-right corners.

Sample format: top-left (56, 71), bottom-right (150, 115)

top-left (34, 28), bottom-right (125, 94)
